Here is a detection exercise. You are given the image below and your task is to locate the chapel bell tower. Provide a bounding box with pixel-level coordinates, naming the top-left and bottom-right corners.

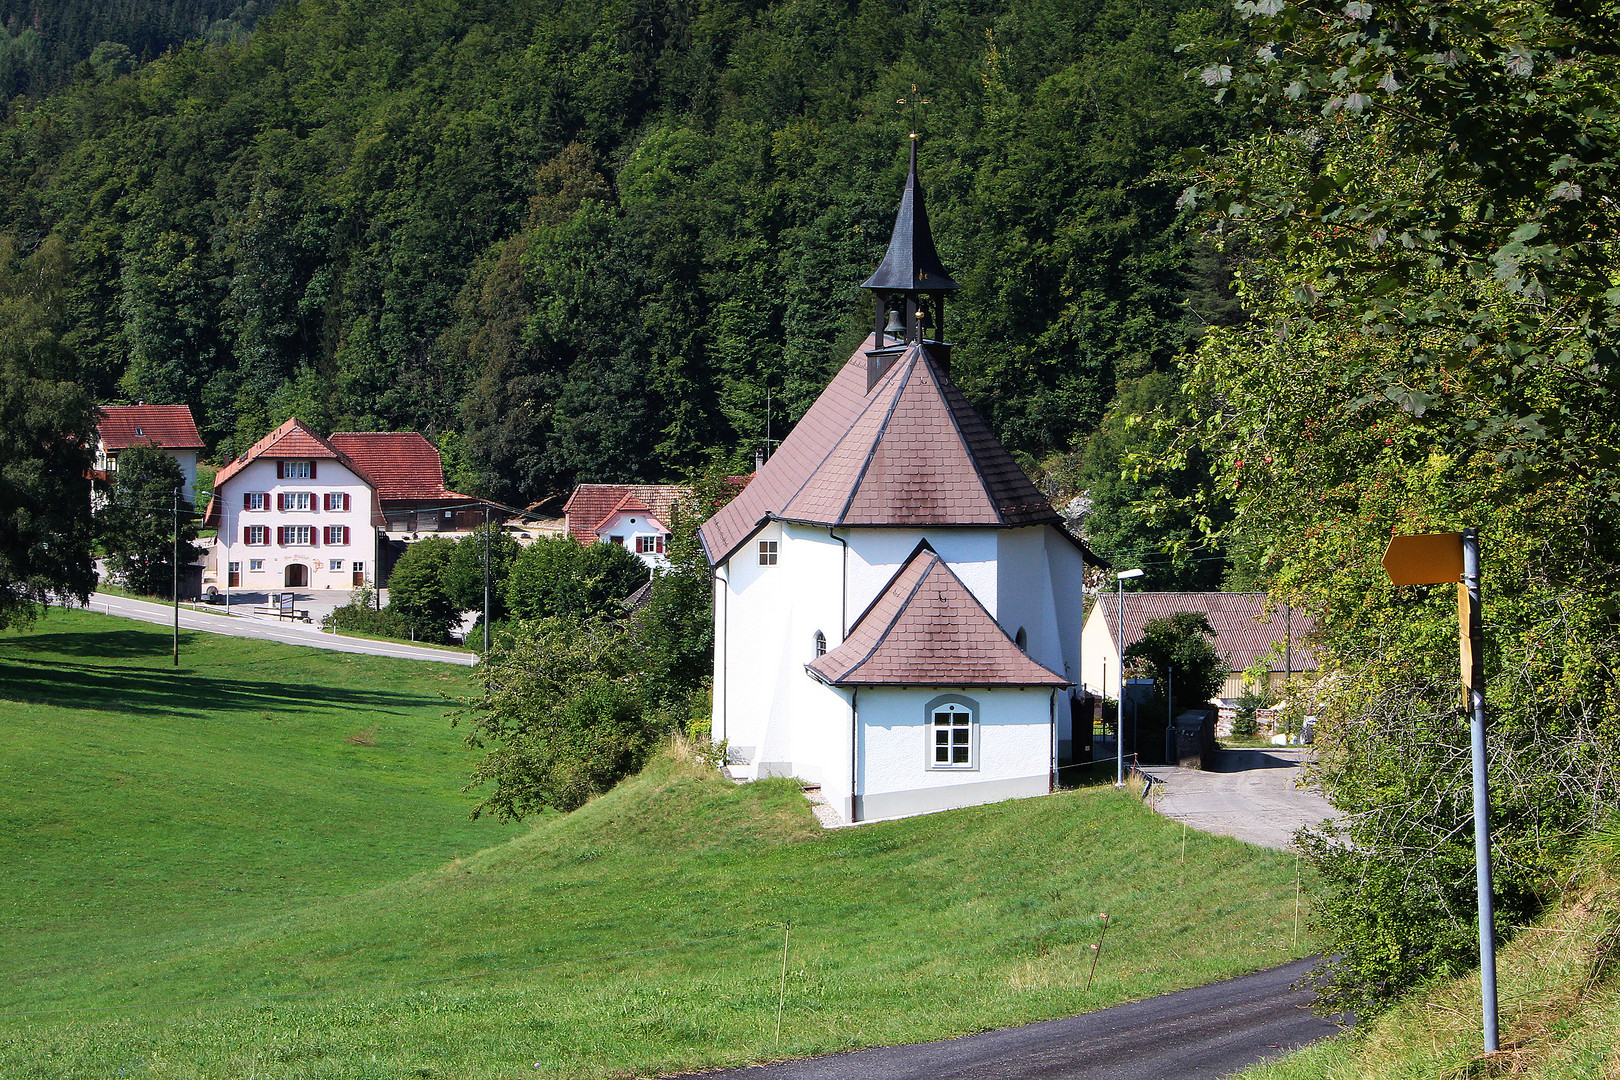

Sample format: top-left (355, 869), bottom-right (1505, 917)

top-left (860, 137), bottom-right (960, 391)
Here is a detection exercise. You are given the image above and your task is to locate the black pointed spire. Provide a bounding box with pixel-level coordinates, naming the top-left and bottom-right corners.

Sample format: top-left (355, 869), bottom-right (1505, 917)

top-left (861, 138), bottom-right (959, 388)
top-left (861, 138), bottom-right (960, 293)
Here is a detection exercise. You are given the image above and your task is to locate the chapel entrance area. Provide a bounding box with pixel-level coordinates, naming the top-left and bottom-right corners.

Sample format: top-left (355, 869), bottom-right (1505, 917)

top-left (284, 563), bottom-right (308, 588)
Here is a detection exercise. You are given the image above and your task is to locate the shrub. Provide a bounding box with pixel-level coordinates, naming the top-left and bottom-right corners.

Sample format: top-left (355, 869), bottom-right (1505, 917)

top-left (322, 587), bottom-right (414, 640)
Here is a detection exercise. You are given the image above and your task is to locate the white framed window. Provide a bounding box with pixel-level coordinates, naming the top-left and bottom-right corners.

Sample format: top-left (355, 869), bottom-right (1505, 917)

top-left (243, 525), bottom-right (269, 546)
top-left (279, 491), bottom-right (313, 512)
top-left (324, 492), bottom-right (350, 511)
top-left (758, 540), bottom-right (778, 566)
top-left (925, 694), bottom-right (979, 771)
top-left (329, 559), bottom-right (344, 571)
top-left (280, 525), bottom-right (314, 546)
top-left (282, 460), bottom-right (313, 479)
top-left (635, 534), bottom-right (665, 554)
top-left (813, 631), bottom-right (827, 658)
top-left (249, 559), bottom-right (264, 571)
top-left (243, 492), bottom-right (268, 511)
top-left (323, 526), bottom-right (350, 545)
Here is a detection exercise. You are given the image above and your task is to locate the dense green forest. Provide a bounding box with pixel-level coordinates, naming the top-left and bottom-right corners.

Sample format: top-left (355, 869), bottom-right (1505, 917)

top-left (0, 0), bottom-right (1236, 504)
top-left (0, 0), bottom-right (268, 98)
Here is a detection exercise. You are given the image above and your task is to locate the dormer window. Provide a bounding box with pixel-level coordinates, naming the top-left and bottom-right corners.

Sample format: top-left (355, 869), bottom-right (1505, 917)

top-left (134, 426), bottom-right (144, 436)
top-left (278, 460), bottom-right (314, 480)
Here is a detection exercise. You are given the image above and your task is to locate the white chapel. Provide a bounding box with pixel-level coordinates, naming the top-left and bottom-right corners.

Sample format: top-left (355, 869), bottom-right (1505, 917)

top-left (699, 142), bottom-right (1094, 824)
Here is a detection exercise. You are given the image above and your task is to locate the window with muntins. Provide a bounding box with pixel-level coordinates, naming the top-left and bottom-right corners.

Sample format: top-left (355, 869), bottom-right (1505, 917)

top-left (925, 695), bottom-right (979, 770)
top-left (814, 631), bottom-right (827, 657)
top-left (323, 526), bottom-right (350, 545)
top-left (243, 492), bottom-right (268, 511)
top-left (280, 525), bottom-right (314, 546)
top-left (281, 460), bottom-right (313, 479)
top-left (758, 540), bottom-right (778, 565)
top-left (244, 525), bottom-right (269, 545)
top-left (324, 492), bottom-right (350, 511)
top-left (280, 491), bottom-right (313, 511)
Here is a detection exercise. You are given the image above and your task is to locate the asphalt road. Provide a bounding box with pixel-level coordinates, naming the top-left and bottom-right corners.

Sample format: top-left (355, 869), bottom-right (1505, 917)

top-left (83, 592), bottom-right (476, 666)
top-left (1147, 749), bottom-right (1339, 852)
top-left (666, 958), bottom-right (1342, 1080)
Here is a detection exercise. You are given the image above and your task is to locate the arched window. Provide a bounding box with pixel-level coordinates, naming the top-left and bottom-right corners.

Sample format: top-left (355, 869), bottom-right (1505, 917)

top-left (924, 694), bottom-right (979, 771)
top-left (813, 630), bottom-right (827, 658)
top-left (1014, 627), bottom-right (1028, 652)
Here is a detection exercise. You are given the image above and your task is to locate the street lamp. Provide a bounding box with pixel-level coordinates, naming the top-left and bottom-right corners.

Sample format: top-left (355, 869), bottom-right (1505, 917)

top-left (1115, 568), bottom-right (1144, 786)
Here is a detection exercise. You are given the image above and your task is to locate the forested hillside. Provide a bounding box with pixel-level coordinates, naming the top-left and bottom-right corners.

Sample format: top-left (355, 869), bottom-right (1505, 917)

top-left (0, 0), bottom-right (1235, 503)
top-left (0, 0), bottom-right (268, 98)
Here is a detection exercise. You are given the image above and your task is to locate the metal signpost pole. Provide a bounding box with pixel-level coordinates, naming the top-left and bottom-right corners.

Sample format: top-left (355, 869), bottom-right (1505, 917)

top-left (1463, 527), bottom-right (1499, 1052)
top-left (1114, 568), bottom-right (1143, 785)
top-left (483, 506), bottom-right (492, 656)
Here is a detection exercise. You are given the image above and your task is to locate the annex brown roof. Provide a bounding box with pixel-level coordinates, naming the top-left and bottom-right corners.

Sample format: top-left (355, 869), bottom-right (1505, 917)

top-left (699, 338), bottom-right (1060, 565)
top-left (564, 483), bottom-right (687, 544)
top-left (1092, 592), bottom-right (1318, 673)
top-left (807, 543), bottom-right (1069, 688)
top-left (203, 417), bottom-right (386, 528)
top-left (327, 432), bottom-right (468, 504)
top-left (97, 405), bottom-right (206, 451)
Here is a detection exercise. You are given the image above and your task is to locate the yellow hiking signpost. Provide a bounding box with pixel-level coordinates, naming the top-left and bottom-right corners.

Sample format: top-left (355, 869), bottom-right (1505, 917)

top-left (1381, 528), bottom-right (1498, 1054)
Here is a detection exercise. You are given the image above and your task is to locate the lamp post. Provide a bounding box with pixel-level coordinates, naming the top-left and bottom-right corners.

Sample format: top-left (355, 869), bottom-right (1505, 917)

top-left (1115, 567), bottom-right (1144, 785)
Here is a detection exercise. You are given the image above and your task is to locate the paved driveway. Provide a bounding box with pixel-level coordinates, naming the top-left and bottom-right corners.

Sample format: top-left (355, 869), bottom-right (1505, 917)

top-left (665, 957), bottom-right (1343, 1080)
top-left (83, 592), bottom-right (475, 666)
top-left (1144, 749), bottom-right (1338, 852)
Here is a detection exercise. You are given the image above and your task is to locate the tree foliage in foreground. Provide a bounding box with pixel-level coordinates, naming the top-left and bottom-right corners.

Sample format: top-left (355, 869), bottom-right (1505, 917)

top-left (0, 233), bottom-right (95, 629)
top-left (1182, 0), bottom-right (1620, 1014)
top-left (98, 442), bottom-right (203, 597)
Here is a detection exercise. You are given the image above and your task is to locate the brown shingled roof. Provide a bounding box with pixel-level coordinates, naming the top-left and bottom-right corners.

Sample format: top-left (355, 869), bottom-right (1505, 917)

top-left (97, 405), bottom-right (206, 451)
top-left (699, 338), bottom-right (1059, 564)
top-left (327, 432), bottom-right (467, 503)
top-left (807, 543), bottom-right (1069, 688)
top-left (1094, 592), bottom-right (1319, 673)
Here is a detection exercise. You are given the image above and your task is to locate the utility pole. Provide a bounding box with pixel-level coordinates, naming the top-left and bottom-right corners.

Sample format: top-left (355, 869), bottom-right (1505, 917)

top-left (172, 486), bottom-right (181, 667)
top-left (483, 505), bottom-right (492, 655)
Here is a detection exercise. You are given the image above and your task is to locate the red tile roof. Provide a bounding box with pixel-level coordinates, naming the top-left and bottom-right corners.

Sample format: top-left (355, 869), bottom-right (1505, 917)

top-left (699, 338), bottom-right (1060, 565)
top-left (97, 405), bottom-right (205, 451)
top-left (563, 484), bottom-right (687, 544)
top-left (327, 432), bottom-right (467, 503)
top-left (807, 543), bottom-right (1069, 687)
top-left (1093, 592), bottom-right (1318, 673)
top-left (203, 418), bottom-right (386, 528)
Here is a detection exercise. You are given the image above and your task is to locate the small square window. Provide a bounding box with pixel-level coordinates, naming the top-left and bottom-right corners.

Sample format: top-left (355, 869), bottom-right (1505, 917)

top-left (249, 559), bottom-right (264, 571)
top-left (758, 540), bottom-right (778, 566)
top-left (329, 559), bottom-right (344, 571)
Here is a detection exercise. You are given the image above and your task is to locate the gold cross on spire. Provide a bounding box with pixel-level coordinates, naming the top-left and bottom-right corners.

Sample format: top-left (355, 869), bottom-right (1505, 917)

top-left (896, 83), bottom-right (931, 138)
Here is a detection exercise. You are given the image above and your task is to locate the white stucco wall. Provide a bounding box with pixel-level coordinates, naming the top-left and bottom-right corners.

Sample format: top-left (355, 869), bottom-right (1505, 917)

top-left (215, 458), bottom-right (376, 592)
top-left (1080, 601), bottom-right (1120, 698)
top-left (594, 510), bottom-right (672, 568)
top-left (856, 686), bottom-right (1053, 820)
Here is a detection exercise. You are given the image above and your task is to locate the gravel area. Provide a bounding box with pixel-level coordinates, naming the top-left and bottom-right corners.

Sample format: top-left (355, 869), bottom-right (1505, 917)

top-left (1143, 747), bottom-right (1339, 852)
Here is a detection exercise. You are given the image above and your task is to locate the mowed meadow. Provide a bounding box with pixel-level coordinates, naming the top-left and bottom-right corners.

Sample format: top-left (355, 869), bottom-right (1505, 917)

top-left (1, 611), bottom-right (1317, 1079)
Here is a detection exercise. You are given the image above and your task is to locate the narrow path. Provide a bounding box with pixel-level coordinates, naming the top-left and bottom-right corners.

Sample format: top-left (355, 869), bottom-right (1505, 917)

top-left (1146, 749), bottom-right (1339, 852)
top-left (667, 958), bottom-right (1342, 1080)
top-left (81, 592), bottom-right (476, 666)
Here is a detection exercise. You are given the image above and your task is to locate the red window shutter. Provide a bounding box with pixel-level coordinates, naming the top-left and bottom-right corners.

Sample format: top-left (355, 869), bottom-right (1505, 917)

top-left (276, 527), bottom-right (285, 546)
top-left (344, 493), bottom-right (351, 511)
top-left (309, 461), bottom-right (317, 479)
top-left (311, 527), bottom-right (319, 548)
top-left (242, 527), bottom-right (249, 544)
top-left (344, 526), bottom-right (351, 544)
top-left (242, 492), bottom-right (251, 509)
top-left (276, 461), bottom-right (284, 480)
top-left (276, 492), bottom-right (284, 511)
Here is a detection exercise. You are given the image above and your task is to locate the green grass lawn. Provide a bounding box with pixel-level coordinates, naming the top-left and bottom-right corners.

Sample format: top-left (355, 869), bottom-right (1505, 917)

top-left (1, 609), bottom-right (1316, 1079)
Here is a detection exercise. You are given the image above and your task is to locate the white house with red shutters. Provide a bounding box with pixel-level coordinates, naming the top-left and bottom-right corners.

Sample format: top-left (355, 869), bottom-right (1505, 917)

top-left (204, 419), bottom-right (385, 591)
top-left (563, 484), bottom-right (686, 568)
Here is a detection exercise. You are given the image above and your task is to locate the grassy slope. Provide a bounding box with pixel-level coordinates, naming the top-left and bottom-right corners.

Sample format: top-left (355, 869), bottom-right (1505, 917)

top-left (1237, 880), bottom-right (1620, 1080)
top-left (2, 610), bottom-right (1315, 1080)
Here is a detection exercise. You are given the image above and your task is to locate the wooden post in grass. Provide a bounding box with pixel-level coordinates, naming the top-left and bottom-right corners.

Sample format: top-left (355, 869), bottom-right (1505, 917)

top-left (1085, 913), bottom-right (1109, 990)
top-left (775, 919), bottom-right (791, 1045)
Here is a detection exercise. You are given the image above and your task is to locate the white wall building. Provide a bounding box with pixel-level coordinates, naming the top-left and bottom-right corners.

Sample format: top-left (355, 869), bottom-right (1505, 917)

top-left (699, 143), bottom-right (1094, 824)
top-left (204, 418), bottom-right (384, 592)
top-left (564, 484), bottom-right (686, 568)
top-left (93, 405), bottom-right (206, 507)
